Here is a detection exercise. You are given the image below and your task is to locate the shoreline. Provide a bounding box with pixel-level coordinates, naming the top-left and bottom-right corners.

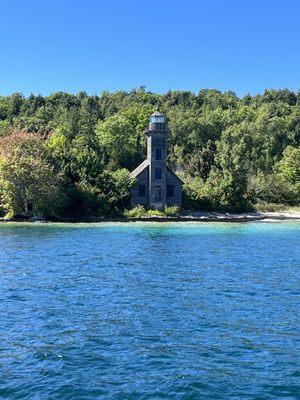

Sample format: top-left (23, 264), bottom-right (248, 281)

top-left (0, 211), bottom-right (300, 224)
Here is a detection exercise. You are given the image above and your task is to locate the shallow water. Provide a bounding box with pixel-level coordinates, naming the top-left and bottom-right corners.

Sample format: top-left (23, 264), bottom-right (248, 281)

top-left (0, 221), bottom-right (299, 399)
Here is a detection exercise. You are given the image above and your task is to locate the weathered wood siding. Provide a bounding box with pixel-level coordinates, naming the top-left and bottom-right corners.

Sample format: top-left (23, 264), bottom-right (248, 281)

top-left (130, 167), bottom-right (149, 206)
top-left (166, 169), bottom-right (182, 207)
top-left (130, 113), bottom-right (182, 209)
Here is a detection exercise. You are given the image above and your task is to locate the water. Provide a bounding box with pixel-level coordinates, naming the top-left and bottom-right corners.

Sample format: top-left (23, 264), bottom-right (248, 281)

top-left (0, 221), bottom-right (299, 400)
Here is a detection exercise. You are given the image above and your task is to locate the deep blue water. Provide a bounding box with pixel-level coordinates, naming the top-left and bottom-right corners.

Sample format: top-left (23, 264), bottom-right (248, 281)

top-left (0, 221), bottom-right (299, 400)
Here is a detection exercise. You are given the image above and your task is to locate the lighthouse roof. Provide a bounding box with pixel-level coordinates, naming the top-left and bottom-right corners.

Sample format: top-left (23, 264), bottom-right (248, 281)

top-left (151, 111), bottom-right (165, 117)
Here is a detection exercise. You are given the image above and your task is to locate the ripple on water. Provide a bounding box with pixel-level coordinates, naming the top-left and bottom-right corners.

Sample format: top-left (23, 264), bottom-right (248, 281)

top-left (0, 221), bottom-right (299, 400)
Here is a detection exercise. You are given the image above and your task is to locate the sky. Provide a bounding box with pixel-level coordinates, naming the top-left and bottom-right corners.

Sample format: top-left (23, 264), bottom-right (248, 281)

top-left (0, 0), bottom-right (300, 97)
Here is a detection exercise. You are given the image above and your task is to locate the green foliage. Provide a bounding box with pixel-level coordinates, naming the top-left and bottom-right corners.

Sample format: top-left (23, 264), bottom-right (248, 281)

top-left (163, 206), bottom-right (180, 216)
top-left (124, 205), bottom-right (179, 218)
top-left (275, 146), bottom-right (300, 186)
top-left (99, 169), bottom-right (135, 211)
top-left (0, 131), bottom-right (62, 218)
top-left (145, 209), bottom-right (165, 216)
top-left (182, 177), bottom-right (208, 209)
top-left (248, 171), bottom-right (289, 205)
top-left (248, 147), bottom-right (300, 206)
top-left (96, 105), bottom-right (152, 170)
top-left (124, 205), bottom-right (146, 218)
top-left (59, 169), bottom-right (134, 218)
top-left (253, 202), bottom-right (288, 212)
top-left (0, 88), bottom-right (299, 218)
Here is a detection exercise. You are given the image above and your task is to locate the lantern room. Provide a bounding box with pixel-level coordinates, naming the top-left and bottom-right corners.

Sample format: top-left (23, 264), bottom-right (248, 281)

top-left (150, 111), bottom-right (165, 124)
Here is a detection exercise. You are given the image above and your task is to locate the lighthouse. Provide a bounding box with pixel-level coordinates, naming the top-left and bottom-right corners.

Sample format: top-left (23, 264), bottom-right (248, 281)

top-left (130, 111), bottom-right (182, 209)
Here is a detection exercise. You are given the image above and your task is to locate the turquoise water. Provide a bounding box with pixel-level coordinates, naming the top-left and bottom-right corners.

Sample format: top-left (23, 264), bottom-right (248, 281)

top-left (0, 221), bottom-right (299, 400)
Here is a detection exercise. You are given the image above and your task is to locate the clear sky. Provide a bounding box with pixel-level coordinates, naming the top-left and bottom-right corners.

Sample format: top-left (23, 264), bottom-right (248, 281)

top-left (1, 0), bottom-right (299, 97)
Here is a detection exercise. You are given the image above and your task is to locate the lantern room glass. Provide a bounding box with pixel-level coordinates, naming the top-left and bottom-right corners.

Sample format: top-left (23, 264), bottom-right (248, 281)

top-left (150, 115), bottom-right (165, 124)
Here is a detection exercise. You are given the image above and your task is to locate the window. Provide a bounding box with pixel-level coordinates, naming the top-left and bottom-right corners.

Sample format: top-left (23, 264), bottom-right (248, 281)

top-left (155, 168), bottom-right (162, 179)
top-left (154, 186), bottom-right (162, 202)
top-left (150, 116), bottom-right (165, 124)
top-left (155, 148), bottom-right (162, 160)
top-left (138, 184), bottom-right (146, 197)
top-left (167, 184), bottom-right (174, 197)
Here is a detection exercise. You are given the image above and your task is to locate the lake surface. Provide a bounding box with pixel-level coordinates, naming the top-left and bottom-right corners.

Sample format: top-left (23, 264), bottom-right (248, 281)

top-left (0, 221), bottom-right (299, 400)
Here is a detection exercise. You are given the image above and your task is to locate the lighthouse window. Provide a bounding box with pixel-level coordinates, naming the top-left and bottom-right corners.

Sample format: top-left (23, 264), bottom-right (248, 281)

top-left (167, 184), bottom-right (174, 197)
top-left (155, 168), bottom-right (162, 179)
top-left (150, 116), bottom-right (165, 124)
top-left (138, 184), bottom-right (146, 197)
top-left (155, 148), bottom-right (162, 160)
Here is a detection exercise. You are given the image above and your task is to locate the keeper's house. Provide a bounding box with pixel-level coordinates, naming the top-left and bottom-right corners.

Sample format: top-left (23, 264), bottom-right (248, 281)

top-left (130, 112), bottom-right (183, 209)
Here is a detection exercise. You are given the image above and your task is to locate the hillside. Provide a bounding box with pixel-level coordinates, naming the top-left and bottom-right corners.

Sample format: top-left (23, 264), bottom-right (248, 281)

top-left (0, 88), bottom-right (299, 218)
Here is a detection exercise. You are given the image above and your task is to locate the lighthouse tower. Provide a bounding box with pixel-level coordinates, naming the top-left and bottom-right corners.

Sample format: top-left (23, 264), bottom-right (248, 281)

top-left (146, 111), bottom-right (168, 208)
top-left (130, 111), bottom-right (182, 209)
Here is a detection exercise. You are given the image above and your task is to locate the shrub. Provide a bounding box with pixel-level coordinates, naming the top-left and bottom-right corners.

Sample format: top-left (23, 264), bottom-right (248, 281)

top-left (163, 206), bottom-right (180, 216)
top-left (254, 202), bottom-right (287, 212)
top-left (124, 205), bottom-right (180, 218)
top-left (146, 209), bottom-right (164, 216)
top-left (124, 205), bottom-right (146, 218)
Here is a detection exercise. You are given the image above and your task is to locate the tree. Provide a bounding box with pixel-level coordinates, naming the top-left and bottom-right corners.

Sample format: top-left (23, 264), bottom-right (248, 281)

top-left (202, 126), bottom-right (251, 211)
top-left (0, 89), bottom-right (298, 215)
top-left (0, 131), bottom-right (62, 218)
top-left (275, 146), bottom-right (300, 204)
top-left (96, 106), bottom-right (151, 170)
top-left (276, 146), bottom-right (300, 184)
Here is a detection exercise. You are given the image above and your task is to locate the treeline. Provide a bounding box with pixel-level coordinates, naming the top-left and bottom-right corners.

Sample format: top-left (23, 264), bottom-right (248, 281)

top-left (0, 88), bottom-right (299, 218)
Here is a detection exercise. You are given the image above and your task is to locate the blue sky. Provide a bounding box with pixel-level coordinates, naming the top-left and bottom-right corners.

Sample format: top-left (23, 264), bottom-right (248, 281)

top-left (0, 0), bottom-right (299, 96)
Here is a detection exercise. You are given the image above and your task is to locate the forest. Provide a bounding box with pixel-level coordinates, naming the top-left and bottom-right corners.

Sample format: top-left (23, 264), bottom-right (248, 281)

top-left (0, 88), bottom-right (299, 219)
